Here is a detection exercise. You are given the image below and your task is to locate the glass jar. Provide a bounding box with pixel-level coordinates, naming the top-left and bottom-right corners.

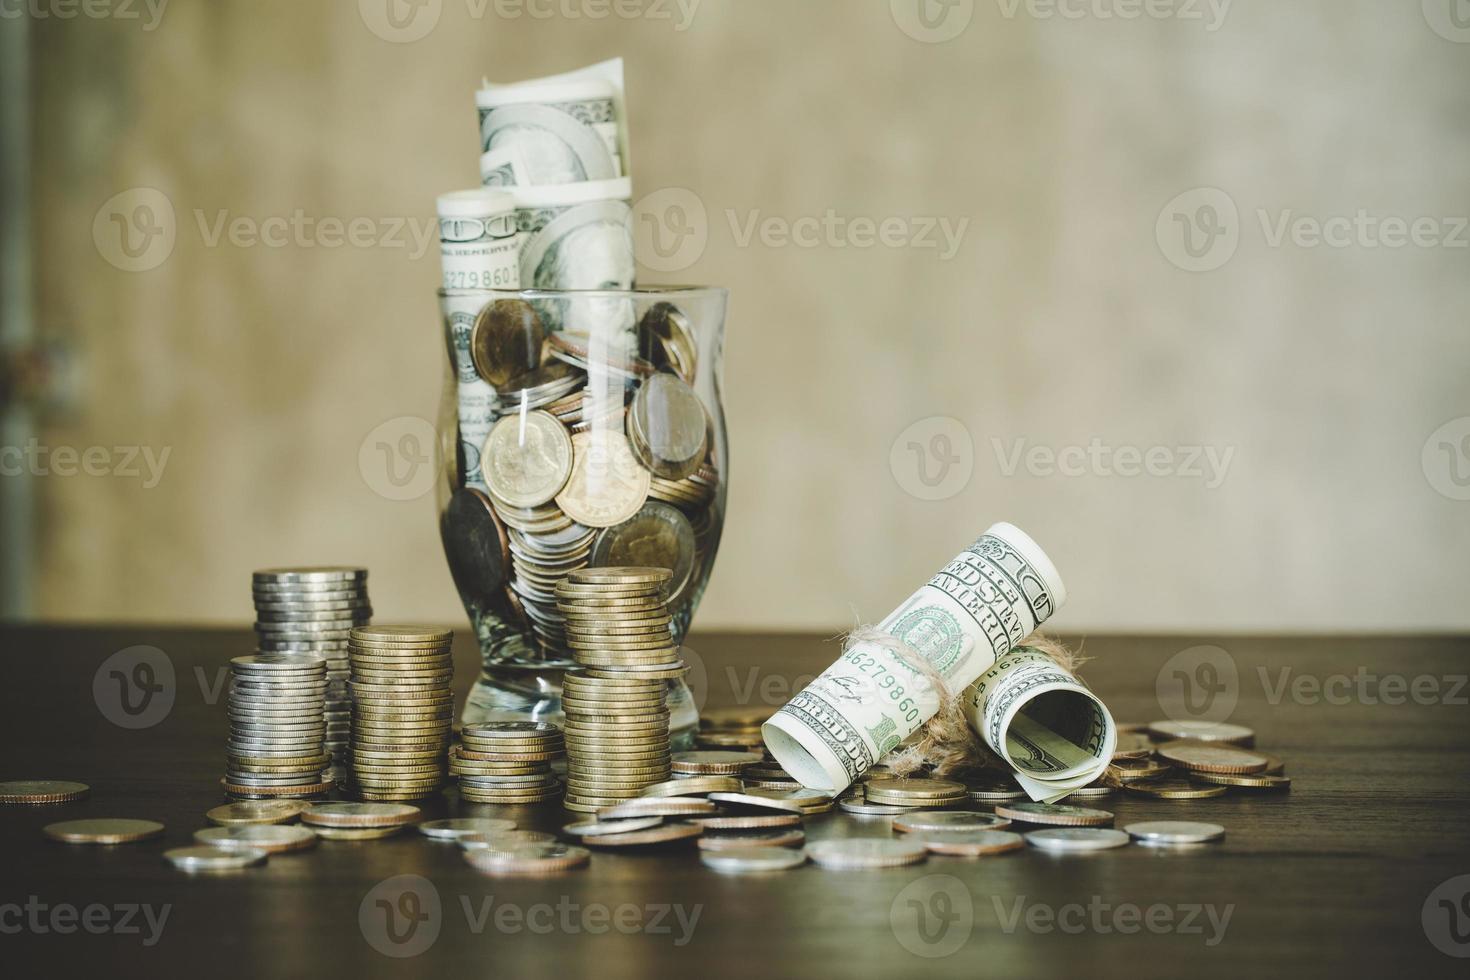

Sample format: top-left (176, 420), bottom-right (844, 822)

top-left (436, 287), bottom-right (728, 747)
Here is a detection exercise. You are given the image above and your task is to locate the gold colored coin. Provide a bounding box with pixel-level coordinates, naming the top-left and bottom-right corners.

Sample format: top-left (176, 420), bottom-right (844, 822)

top-left (44, 819), bottom-right (165, 844)
top-left (311, 824), bottom-right (408, 841)
top-left (206, 801), bottom-right (311, 826)
top-left (0, 780), bottom-right (91, 804)
top-left (1124, 779), bottom-right (1229, 800)
top-left (1156, 741), bottom-right (1269, 774)
top-left (483, 410), bottom-right (575, 509)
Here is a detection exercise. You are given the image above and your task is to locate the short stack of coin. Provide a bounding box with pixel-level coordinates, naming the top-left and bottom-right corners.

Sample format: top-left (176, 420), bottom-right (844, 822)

top-left (252, 567), bottom-right (371, 769)
top-left (348, 626), bottom-right (454, 801)
top-left (453, 722), bottom-right (565, 804)
top-left (224, 653), bottom-right (332, 800)
top-left (863, 777), bottom-right (968, 808)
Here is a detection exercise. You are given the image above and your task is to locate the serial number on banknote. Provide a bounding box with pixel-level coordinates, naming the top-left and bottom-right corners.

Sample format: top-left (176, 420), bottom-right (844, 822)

top-left (443, 269), bottom-right (518, 290)
top-left (839, 648), bottom-right (923, 725)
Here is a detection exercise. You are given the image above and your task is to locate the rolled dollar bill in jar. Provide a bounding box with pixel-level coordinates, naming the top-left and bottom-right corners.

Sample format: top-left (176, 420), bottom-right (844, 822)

top-left (764, 523), bottom-right (1089, 798)
top-left (437, 189), bottom-right (520, 292)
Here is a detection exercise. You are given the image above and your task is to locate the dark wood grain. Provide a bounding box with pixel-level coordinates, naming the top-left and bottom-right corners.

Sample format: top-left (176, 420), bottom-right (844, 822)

top-left (2, 626), bottom-right (1468, 978)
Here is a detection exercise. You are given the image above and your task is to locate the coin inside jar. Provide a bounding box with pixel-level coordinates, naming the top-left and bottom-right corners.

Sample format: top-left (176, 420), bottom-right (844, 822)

top-left (470, 299), bottom-right (545, 387)
top-left (441, 487), bottom-right (512, 610)
top-left (626, 373), bottom-right (707, 480)
top-left (588, 502), bottom-right (695, 601)
top-left (482, 410), bottom-right (574, 508)
top-left (554, 431), bottom-right (651, 528)
top-left (637, 302), bottom-right (697, 383)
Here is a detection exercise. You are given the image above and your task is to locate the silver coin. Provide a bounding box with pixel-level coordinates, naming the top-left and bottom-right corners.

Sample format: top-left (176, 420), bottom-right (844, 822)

top-left (253, 567), bottom-right (367, 584)
top-left (892, 810), bottom-right (1012, 833)
top-left (418, 818), bottom-right (518, 840)
top-left (231, 653), bottom-right (329, 671)
top-left (195, 825), bottom-right (319, 852)
top-left (1124, 821), bottom-right (1226, 845)
top-left (165, 846), bottom-right (268, 871)
top-left (837, 799), bottom-right (910, 816)
top-left (1146, 720), bottom-right (1255, 745)
top-left (1026, 828), bottom-right (1131, 852)
top-left (805, 839), bottom-right (928, 869)
top-left (700, 847), bottom-right (807, 873)
top-left (563, 816), bottom-right (665, 837)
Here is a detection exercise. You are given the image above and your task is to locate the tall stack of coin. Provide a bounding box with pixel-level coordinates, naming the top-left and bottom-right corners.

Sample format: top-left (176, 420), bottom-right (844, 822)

top-left (452, 722), bottom-right (565, 804)
top-left (252, 567), bottom-right (371, 769)
top-left (224, 654), bottom-right (332, 800)
top-left (555, 567), bottom-right (684, 812)
top-left (347, 626), bottom-right (454, 801)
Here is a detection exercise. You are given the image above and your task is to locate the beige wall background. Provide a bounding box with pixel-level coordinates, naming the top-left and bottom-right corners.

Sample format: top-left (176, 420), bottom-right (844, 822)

top-left (22, 0), bottom-right (1470, 632)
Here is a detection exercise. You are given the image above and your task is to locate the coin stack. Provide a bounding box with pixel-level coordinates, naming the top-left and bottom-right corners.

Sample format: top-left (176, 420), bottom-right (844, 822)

top-left (223, 653), bottom-right (332, 800)
top-left (347, 626), bottom-right (454, 801)
top-left (555, 567), bottom-right (686, 812)
top-left (252, 567), bottom-right (371, 769)
top-left (440, 297), bottom-right (722, 664)
top-left (452, 722), bottom-right (565, 804)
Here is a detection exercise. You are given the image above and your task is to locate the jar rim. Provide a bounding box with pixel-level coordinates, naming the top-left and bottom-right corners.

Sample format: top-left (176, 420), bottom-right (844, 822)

top-left (439, 285), bottom-right (727, 300)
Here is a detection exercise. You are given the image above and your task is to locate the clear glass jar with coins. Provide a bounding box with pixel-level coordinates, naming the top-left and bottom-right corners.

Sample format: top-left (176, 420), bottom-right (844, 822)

top-left (437, 287), bottom-right (727, 746)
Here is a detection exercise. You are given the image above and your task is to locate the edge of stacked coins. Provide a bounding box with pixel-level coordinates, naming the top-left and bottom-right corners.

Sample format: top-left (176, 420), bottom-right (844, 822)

top-left (348, 626), bottom-right (454, 801)
top-left (453, 722), bottom-right (565, 804)
top-left (224, 653), bottom-right (331, 800)
top-left (556, 567), bottom-right (683, 812)
top-left (252, 566), bottom-right (371, 770)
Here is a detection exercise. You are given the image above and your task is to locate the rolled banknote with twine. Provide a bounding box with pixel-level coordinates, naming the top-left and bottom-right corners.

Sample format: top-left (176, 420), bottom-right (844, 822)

top-left (763, 523), bottom-right (1115, 802)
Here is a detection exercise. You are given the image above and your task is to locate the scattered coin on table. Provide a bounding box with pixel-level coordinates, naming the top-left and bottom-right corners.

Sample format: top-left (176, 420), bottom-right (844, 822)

top-left (44, 819), bottom-right (165, 845)
top-left (206, 801), bottom-right (312, 826)
top-left (165, 846), bottom-right (269, 872)
top-left (1124, 821), bottom-right (1226, 845)
top-left (419, 818), bottom-right (518, 840)
top-left (806, 839), bottom-right (928, 870)
top-left (194, 824), bottom-right (319, 854)
top-left (994, 802), bottom-right (1115, 827)
top-left (893, 810), bottom-right (1013, 834)
top-left (701, 847), bottom-right (808, 873)
top-left (912, 829), bottom-right (1026, 857)
top-left (0, 780), bottom-right (91, 805)
top-left (1026, 828), bottom-right (1132, 852)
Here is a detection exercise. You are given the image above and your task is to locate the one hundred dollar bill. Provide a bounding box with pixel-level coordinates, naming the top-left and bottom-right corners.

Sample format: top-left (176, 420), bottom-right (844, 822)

top-left (512, 178), bottom-right (636, 335)
top-left (962, 648), bottom-right (1116, 802)
top-left (476, 58), bottom-right (630, 186)
top-left (763, 523), bottom-right (1068, 794)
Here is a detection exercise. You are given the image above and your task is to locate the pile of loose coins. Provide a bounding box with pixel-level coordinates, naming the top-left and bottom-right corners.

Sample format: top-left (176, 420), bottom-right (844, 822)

top-left (442, 297), bottom-right (722, 664)
top-left (348, 626), bottom-right (455, 801)
top-left (452, 722), bottom-right (565, 804)
top-left (555, 567), bottom-right (687, 812)
top-left (252, 567), bottom-right (371, 769)
top-left (223, 653), bottom-right (333, 800)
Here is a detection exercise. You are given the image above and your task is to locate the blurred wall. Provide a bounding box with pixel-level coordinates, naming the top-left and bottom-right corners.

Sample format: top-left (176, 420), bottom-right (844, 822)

top-left (20, 0), bottom-right (1470, 632)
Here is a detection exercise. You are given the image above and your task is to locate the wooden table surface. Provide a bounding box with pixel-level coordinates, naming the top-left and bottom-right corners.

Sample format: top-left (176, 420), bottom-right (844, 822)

top-left (2, 626), bottom-right (1468, 978)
